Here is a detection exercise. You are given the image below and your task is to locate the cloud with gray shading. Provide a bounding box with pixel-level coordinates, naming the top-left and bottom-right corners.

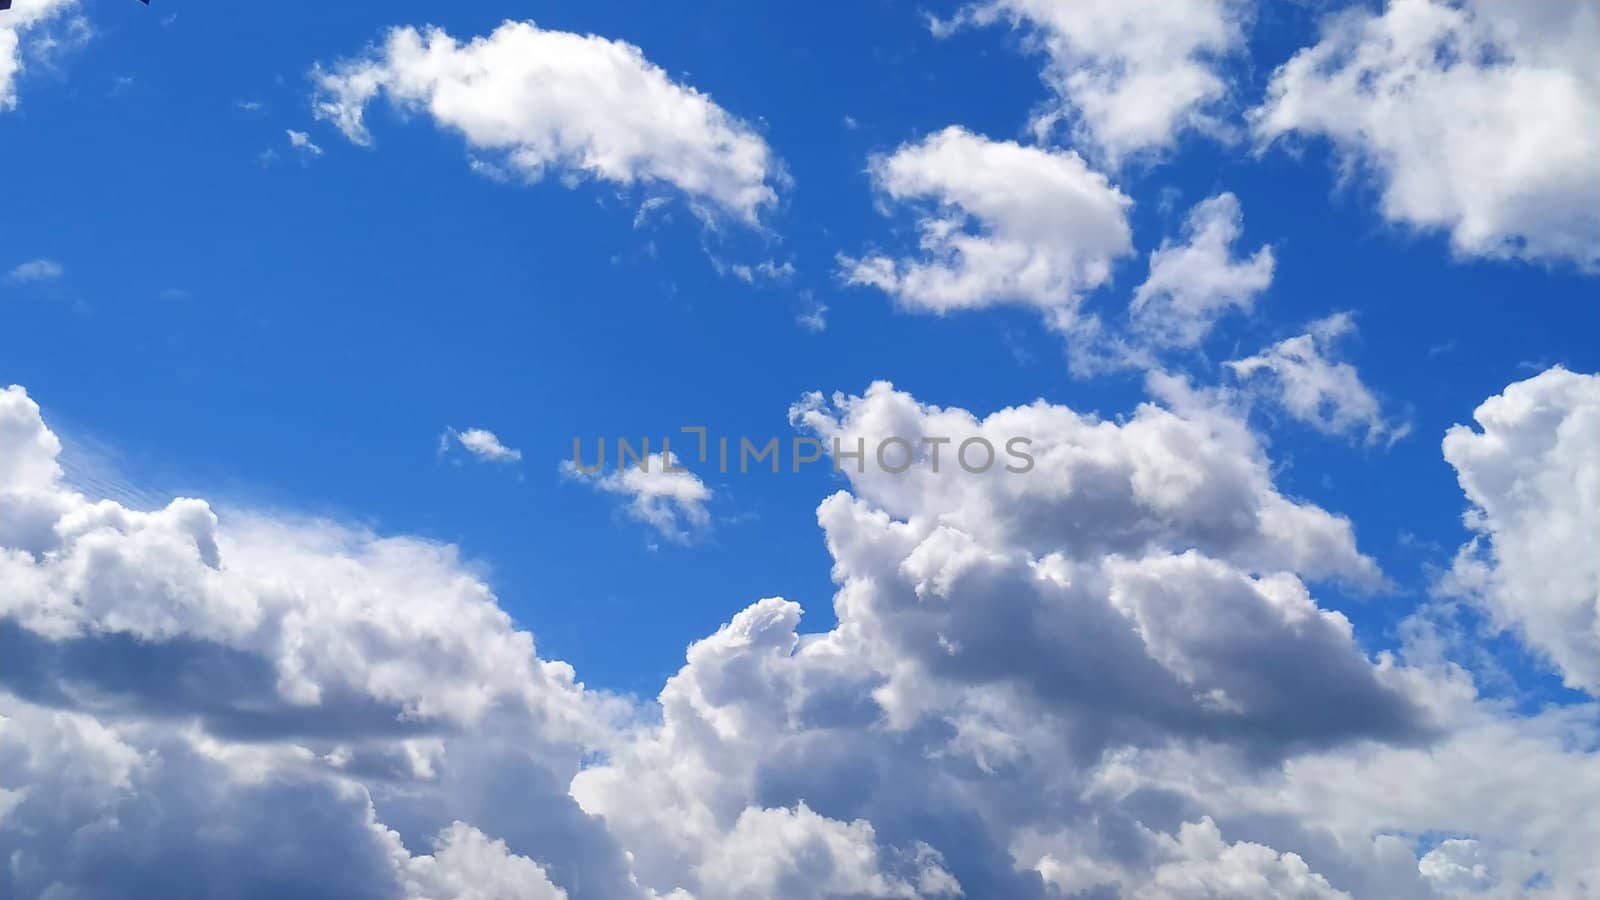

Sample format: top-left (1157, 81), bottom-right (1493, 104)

top-left (5, 375), bottom-right (1600, 897)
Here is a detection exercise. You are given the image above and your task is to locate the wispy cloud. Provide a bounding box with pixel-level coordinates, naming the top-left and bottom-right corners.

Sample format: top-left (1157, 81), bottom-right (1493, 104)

top-left (441, 427), bottom-right (522, 464)
top-left (1227, 312), bottom-right (1410, 447)
top-left (286, 129), bottom-right (324, 157)
top-left (563, 450), bottom-right (711, 543)
top-left (6, 259), bottom-right (64, 284)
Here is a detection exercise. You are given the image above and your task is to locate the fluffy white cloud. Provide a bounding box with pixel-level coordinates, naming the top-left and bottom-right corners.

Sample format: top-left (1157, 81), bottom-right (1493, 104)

top-left (1226, 313), bottom-right (1408, 446)
top-left (843, 126), bottom-right (1132, 320)
top-left (0, 387), bottom-right (607, 732)
top-left (1442, 367), bottom-right (1600, 695)
top-left (1109, 698), bottom-right (1600, 899)
top-left (1132, 193), bottom-right (1274, 349)
top-left (5, 258), bottom-right (64, 284)
top-left (563, 450), bottom-right (711, 543)
top-left (444, 427), bottom-right (522, 464)
top-left (7, 373), bottom-right (1600, 898)
top-left (1136, 817), bottom-right (1351, 900)
top-left (0, 691), bottom-right (601, 900)
top-left (0, 0), bottom-right (80, 111)
top-left (396, 821), bottom-right (569, 900)
top-left (790, 380), bottom-right (1384, 588)
top-left (938, 0), bottom-right (1250, 163)
top-left (1254, 0), bottom-right (1600, 268)
top-left (313, 21), bottom-right (782, 224)
top-left (1417, 839), bottom-right (1493, 896)
top-left (574, 381), bottom-right (1435, 899)
top-left (697, 803), bottom-right (960, 900)
top-left (0, 383), bottom-right (645, 900)
top-left (784, 386), bottom-right (1413, 743)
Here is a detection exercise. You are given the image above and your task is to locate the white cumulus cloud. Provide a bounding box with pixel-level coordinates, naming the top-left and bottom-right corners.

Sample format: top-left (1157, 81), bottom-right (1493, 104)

top-left (313, 21), bottom-right (783, 224)
top-left (7, 373), bottom-right (1600, 898)
top-left (1254, 0), bottom-right (1600, 268)
top-left (842, 126), bottom-right (1132, 323)
top-left (1137, 817), bottom-right (1351, 900)
top-left (938, 0), bottom-right (1251, 164)
top-left (0, 383), bottom-right (639, 900)
top-left (1442, 367), bottom-right (1600, 695)
top-left (563, 449), bottom-right (711, 543)
top-left (396, 821), bottom-right (570, 900)
top-left (0, 0), bottom-right (81, 112)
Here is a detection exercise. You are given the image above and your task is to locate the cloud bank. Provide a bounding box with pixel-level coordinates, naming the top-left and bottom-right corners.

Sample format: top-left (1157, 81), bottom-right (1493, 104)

top-left (7, 369), bottom-right (1600, 897)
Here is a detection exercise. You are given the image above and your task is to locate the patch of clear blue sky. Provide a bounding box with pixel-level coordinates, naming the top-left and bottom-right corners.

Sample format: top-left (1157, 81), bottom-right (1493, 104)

top-left (1, 0), bottom-right (1594, 699)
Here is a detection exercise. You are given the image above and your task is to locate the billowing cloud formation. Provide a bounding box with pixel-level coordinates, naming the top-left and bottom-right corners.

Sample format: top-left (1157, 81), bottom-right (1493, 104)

top-left (0, 0), bottom-right (79, 111)
top-left (8, 374), bottom-right (1600, 898)
top-left (0, 384), bottom-right (639, 900)
top-left (843, 126), bottom-right (1132, 321)
top-left (698, 802), bottom-right (961, 900)
top-left (1227, 313), bottom-right (1408, 446)
top-left (313, 21), bottom-right (782, 224)
top-left (1136, 818), bottom-right (1351, 899)
top-left (1255, 0), bottom-right (1600, 268)
top-left (1443, 367), bottom-right (1600, 695)
top-left (939, 0), bottom-right (1250, 163)
top-left (563, 450), bottom-right (711, 543)
top-left (1132, 192), bottom-right (1274, 349)
top-left (396, 822), bottom-right (570, 900)
top-left (789, 381), bottom-right (1384, 588)
top-left (574, 382), bottom-right (1432, 899)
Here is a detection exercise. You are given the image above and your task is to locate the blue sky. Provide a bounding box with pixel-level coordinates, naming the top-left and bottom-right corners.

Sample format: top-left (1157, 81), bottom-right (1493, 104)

top-left (2, 1), bottom-right (1599, 897)
top-left (4, 0), bottom-right (1592, 693)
